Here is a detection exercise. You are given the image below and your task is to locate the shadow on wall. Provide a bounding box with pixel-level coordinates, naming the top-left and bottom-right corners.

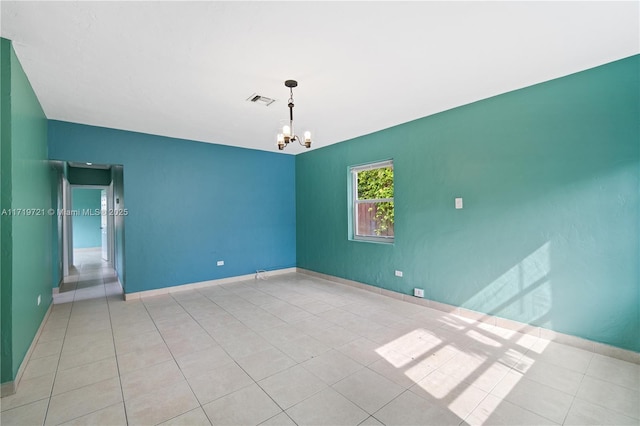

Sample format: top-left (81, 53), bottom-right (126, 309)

top-left (462, 242), bottom-right (551, 328)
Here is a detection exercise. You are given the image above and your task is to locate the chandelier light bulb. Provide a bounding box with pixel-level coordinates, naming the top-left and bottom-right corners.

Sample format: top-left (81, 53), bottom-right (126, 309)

top-left (282, 125), bottom-right (291, 137)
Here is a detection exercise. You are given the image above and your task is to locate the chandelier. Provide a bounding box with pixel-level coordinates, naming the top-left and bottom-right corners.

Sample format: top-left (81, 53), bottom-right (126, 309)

top-left (277, 80), bottom-right (311, 150)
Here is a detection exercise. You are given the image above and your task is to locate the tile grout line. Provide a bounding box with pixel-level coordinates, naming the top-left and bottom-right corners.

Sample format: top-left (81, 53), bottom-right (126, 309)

top-left (40, 301), bottom-right (71, 426)
top-left (169, 290), bottom-right (290, 423)
top-left (48, 266), bottom-right (121, 425)
top-left (567, 352), bottom-right (640, 421)
top-left (164, 293), bottom-right (225, 424)
top-left (139, 293), bottom-right (220, 424)
top-left (562, 351), bottom-right (594, 425)
top-left (105, 271), bottom-right (130, 426)
top-left (44, 258), bottom-right (121, 424)
top-left (172, 283), bottom-right (363, 424)
top-left (258, 411), bottom-right (299, 426)
top-left (42, 270), bottom-right (98, 423)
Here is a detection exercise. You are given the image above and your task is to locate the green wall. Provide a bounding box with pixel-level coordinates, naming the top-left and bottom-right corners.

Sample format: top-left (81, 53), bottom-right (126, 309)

top-left (71, 188), bottom-right (102, 249)
top-left (1, 38), bottom-right (13, 385)
top-left (0, 39), bottom-right (52, 384)
top-left (296, 55), bottom-right (639, 352)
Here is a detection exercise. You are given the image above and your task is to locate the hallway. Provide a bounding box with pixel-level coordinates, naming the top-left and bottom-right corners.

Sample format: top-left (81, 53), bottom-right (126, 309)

top-left (54, 248), bottom-right (122, 304)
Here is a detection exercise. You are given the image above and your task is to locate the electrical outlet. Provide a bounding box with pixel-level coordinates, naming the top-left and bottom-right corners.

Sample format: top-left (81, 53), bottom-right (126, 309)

top-left (413, 288), bottom-right (425, 298)
top-left (216, 260), bottom-right (224, 266)
top-left (395, 270), bottom-right (403, 277)
top-left (37, 295), bottom-right (41, 306)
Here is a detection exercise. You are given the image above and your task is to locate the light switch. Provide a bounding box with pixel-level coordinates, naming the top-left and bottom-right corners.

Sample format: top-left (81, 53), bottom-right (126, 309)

top-left (455, 198), bottom-right (463, 209)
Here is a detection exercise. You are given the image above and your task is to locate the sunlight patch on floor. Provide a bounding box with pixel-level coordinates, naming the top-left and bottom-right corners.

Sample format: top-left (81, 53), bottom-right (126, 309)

top-left (375, 329), bottom-right (442, 368)
top-left (372, 243), bottom-right (557, 424)
top-left (466, 329), bottom-right (502, 347)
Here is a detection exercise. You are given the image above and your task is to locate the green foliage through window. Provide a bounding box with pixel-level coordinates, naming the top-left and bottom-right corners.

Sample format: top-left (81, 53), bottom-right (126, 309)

top-left (353, 162), bottom-right (394, 240)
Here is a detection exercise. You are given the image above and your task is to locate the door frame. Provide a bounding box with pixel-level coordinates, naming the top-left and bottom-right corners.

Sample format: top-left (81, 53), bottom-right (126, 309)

top-left (64, 184), bottom-right (115, 274)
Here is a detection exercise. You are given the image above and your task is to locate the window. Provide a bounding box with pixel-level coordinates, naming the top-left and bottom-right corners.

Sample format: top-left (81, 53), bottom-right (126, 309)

top-left (350, 160), bottom-right (394, 243)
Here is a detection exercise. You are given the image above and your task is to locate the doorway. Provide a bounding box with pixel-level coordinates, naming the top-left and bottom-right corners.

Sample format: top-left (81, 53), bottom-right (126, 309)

top-left (54, 162), bottom-right (125, 303)
top-left (69, 185), bottom-right (112, 271)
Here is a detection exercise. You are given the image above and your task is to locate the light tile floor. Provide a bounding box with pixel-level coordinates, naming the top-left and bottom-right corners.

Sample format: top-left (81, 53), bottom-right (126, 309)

top-left (1, 259), bottom-right (638, 425)
top-left (52, 248), bottom-right (123, 305)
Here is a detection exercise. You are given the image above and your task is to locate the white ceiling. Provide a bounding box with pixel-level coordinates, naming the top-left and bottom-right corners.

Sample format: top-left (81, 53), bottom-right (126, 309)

top-left (2, 1), bottom-right (638, 155)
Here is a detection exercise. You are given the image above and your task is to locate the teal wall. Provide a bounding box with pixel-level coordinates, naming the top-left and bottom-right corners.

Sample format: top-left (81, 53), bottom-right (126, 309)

top-left (0, 39), bottom-right (52, 383)
top-left (72, 188), bottom-right (102, 249)
top-left (49, 122), bottom-right (296, 295)
top-left (296, 56), bottom-right (640, 352)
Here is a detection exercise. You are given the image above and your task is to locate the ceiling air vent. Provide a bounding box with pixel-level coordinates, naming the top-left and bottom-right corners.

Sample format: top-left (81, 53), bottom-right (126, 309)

top-left (246, 93), bottom-right (276, 106)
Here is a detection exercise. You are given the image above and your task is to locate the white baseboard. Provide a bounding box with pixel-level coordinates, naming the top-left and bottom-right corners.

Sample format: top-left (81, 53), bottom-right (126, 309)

top-left (296, 268), bottom-right (640, 365)
top-left (1, 303), bottom-right (53, 396)
top-left (124, 267), bottom-right (297, 301)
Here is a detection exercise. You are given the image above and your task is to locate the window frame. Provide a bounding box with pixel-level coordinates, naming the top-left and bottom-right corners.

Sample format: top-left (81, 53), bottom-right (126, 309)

top-left (349, 159), bottom-right (394, 244)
